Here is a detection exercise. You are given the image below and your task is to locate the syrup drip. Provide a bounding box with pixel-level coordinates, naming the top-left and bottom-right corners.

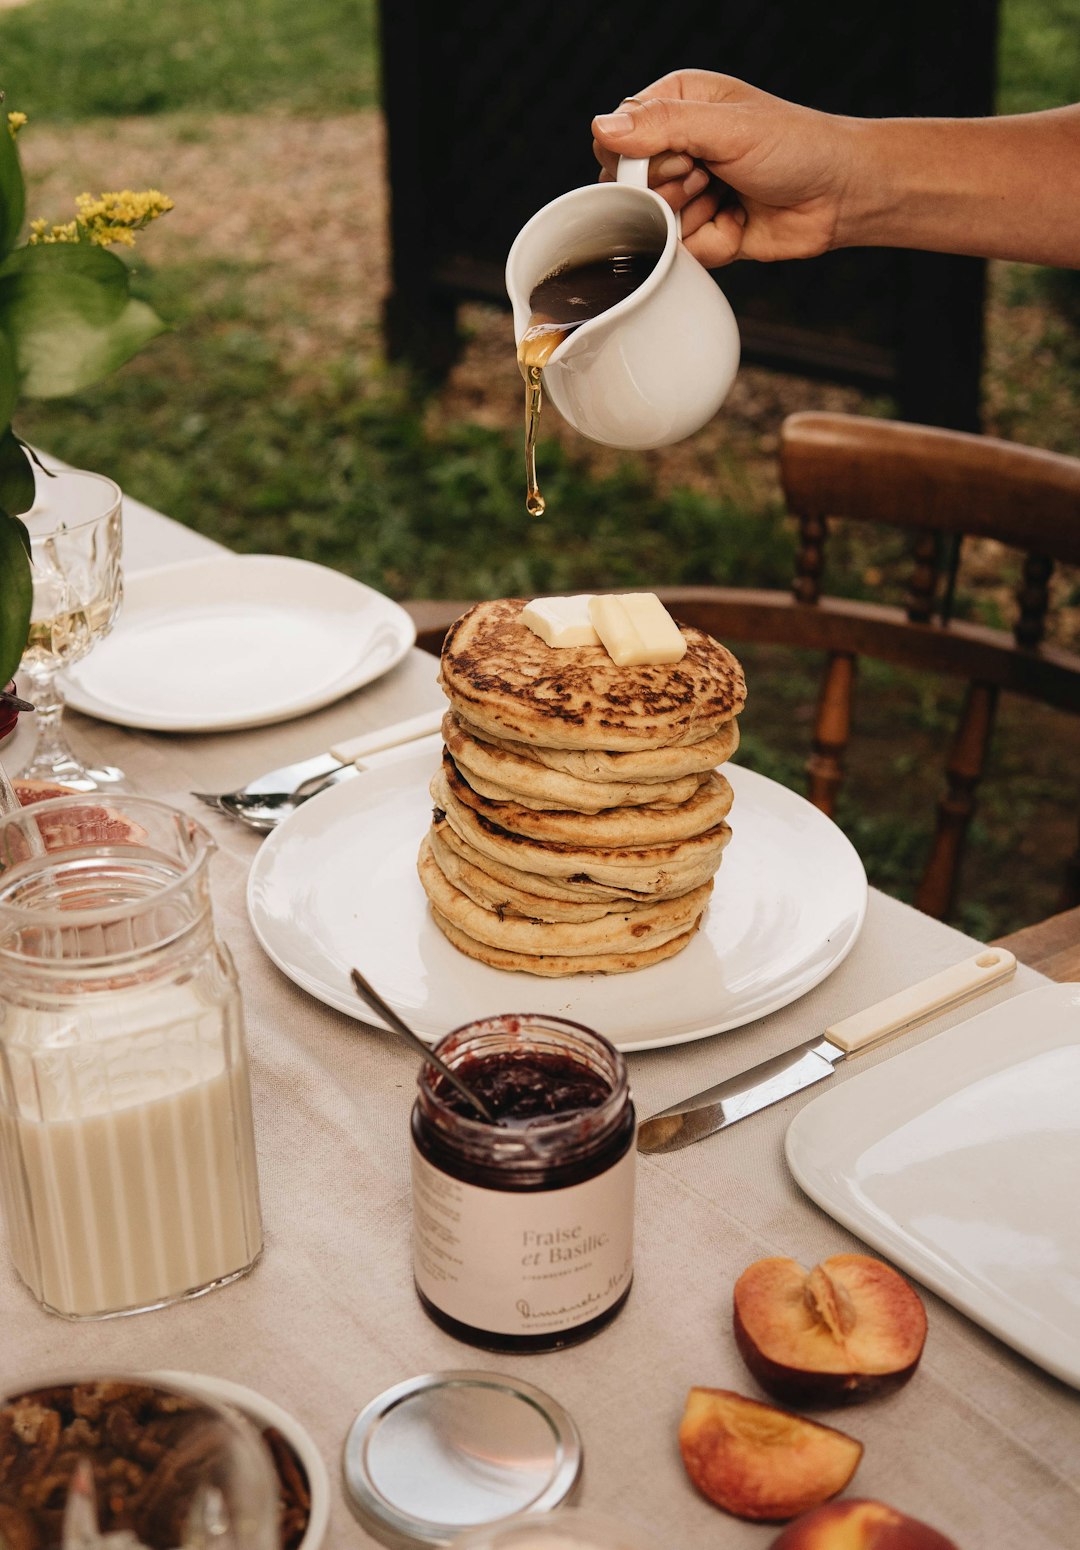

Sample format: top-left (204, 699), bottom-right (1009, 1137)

top-left (518, 322), bottom-right (570, 519)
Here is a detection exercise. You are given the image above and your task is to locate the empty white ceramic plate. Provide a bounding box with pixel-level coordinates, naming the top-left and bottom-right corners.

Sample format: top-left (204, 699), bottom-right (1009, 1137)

top-left (246, 742), bottom-right (868, 1051)
top-left (62, 555), bottom-right (415, 731)
top-left (785, 983), bottom-right (1080, 1388)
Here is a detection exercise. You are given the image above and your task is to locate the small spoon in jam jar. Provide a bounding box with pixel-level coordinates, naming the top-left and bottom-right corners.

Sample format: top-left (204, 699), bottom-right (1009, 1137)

top-left (350, 967), bottom-right (500, 1125)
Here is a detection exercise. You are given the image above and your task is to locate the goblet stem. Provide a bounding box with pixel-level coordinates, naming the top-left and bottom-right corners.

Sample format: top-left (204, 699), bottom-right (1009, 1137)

top-left (18, 670), bottom-right (126, 792)
top-left (16, 669), bottom-right (96, 790)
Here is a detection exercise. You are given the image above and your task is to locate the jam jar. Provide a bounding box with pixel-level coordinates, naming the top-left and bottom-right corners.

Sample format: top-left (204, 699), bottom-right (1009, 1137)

top-left (410, 1014), bottom-right (635, 1352)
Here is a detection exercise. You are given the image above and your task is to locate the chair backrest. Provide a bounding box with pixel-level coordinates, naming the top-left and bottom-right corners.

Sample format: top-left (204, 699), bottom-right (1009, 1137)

top-left (406, 411), bottom-right (1080, 924)
top-left (661, 412), bottom-right (1080, 920)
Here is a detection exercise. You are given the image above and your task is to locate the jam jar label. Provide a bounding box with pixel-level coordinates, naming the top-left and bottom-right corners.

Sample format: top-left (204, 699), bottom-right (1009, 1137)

top-left (411, 1144), bottom-right (635, 1336)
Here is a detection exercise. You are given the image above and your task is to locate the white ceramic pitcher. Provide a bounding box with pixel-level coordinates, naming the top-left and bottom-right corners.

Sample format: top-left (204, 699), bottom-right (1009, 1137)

top-left (506, 156), bottom-right (740, 451)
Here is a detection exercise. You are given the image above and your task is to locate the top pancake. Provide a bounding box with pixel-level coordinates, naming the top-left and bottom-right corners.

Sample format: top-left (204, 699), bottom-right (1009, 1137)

top-left (439, 599), bottom-right (747, 751)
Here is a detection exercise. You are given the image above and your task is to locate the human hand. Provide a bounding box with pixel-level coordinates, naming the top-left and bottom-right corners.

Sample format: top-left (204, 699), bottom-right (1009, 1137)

top-left (592, 69), bottom-right (858, 266)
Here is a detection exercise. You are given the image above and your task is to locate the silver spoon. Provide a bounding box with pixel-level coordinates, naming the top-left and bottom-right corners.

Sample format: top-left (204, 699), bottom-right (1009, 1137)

top-left (350, 968), bottom-right (499, 1125)
top-left (193, 764), bottom-right (360, 833)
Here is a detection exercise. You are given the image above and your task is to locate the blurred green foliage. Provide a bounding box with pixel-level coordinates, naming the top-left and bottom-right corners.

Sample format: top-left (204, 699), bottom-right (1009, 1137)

top-left (998, 0), bottom-right (1080, 112)
top-left (0, 0), bottom-right (377, 118)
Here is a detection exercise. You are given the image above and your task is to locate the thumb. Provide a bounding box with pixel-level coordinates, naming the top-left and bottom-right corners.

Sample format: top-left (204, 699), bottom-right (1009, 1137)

top-left (592, 98), bottom-right (743, 169)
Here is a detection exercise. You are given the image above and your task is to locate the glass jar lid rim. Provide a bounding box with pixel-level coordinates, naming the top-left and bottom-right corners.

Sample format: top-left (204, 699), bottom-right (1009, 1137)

top-left (343, 1370), bottom-right (582, 1547)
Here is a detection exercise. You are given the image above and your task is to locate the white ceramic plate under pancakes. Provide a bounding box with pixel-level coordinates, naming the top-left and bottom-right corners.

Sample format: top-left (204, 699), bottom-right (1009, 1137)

top-left (61, 555), bottom-right (415, 732)
top-left (247, 738), bottom-right (867, 1051)
top-left (784, 983), bottom-right (1080, 1388)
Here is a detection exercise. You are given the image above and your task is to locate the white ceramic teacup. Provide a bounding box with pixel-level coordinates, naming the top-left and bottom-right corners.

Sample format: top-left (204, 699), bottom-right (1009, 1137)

top-left (506, 156), bottom-right (740, 450)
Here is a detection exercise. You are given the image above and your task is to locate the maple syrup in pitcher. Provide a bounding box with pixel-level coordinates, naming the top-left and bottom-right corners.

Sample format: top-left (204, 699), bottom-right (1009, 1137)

top-left (517, 247), bottom-right (661, 516)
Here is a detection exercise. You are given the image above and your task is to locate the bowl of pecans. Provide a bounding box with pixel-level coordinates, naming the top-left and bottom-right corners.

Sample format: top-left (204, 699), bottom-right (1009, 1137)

top-left (152, 1372), bottom-right (328, 1550)
top-left (0, 1373), bottom-right (327, 1550)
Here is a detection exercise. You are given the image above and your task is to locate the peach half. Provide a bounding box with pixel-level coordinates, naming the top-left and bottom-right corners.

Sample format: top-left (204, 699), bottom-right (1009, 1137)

top-left (678, 1387), bottom-right (863, 1521)
top-left (734, 1255), bottom-right (928, 1407)
top-left (770, 1498), bottom-right (959, 1549)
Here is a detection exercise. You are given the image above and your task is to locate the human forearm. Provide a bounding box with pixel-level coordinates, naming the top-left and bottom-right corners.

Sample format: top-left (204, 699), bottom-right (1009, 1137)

top-left (840, 107), bottom-right (1080, 267)
top-left (593, 77), bottom-right (1080, 270)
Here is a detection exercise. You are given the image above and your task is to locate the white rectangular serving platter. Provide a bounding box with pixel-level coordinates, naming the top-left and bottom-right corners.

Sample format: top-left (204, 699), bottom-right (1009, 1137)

top-left (785, 982), bottom-right (1080, 1388)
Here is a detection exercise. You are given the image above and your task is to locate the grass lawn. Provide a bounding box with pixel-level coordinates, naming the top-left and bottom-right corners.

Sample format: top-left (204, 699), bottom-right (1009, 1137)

top-left (3, 0), bottom-right (1077, 938)
top-left (0, 0), bottom-right (376, 116)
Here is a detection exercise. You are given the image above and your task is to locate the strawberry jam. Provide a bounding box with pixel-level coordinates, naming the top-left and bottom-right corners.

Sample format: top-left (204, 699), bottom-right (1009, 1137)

top-left (410, 1014), bottom-right (635, 1352)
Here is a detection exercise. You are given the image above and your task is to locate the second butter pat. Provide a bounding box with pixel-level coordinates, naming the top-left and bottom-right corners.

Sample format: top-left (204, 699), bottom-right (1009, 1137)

top-left (588, 593), bottom-right (688, 667)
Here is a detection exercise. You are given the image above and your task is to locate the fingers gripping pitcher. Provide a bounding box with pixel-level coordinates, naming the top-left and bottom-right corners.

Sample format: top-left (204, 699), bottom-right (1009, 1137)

top-left (0, 795), bottom-right (263, 1319)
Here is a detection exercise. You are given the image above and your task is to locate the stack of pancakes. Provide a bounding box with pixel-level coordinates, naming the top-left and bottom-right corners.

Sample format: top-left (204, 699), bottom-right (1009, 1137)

top-left (418, 598), bottom-right (747, 976)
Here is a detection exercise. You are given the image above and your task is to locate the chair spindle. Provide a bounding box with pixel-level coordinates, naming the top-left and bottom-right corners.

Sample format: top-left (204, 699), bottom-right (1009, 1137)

top-left (907, 529), bottom-right (939, 623)
top-left (916, 681), bottom-right (999, 919)
top-left (794, 512), bottom-right (828, 604)
top-left (1016, 553), bottom-right (1053, 648)
top-left (807, 651), bottom-right (856, 817)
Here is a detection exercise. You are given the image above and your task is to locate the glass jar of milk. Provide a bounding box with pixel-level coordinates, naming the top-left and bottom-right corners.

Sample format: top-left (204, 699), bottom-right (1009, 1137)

top-left (0, 794), bottom-right (263, 1318)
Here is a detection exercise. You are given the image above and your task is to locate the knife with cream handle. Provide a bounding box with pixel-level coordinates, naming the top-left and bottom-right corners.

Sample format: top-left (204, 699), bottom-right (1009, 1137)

top-left (238, 707), bottom-right (444, 797)
top-left (636, 949), bottom-right (1017, 1154)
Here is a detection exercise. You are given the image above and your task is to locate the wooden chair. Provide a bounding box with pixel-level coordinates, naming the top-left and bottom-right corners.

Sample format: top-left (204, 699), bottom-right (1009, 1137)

top-left (405, 411), bottom-right (1080, 922)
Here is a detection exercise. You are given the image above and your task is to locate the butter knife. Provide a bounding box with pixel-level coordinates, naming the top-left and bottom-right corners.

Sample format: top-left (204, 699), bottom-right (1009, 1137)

top-left (223, 707), bottom-right (443, 798)
top-left (637, 948), bottom-right (1017, 1154)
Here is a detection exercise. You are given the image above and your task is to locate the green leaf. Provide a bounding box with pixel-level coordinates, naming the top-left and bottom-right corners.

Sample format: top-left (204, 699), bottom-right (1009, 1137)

top-left (0, 124), bottom-right (26, 262)
top-left (0, 243), bottom-right (168, 398)
top-left (0, 428), bottom-right (34, 518)
top-left (0, 510), bottom-right (32, 689)
top-left (0, 326), bottom-right (18, 426)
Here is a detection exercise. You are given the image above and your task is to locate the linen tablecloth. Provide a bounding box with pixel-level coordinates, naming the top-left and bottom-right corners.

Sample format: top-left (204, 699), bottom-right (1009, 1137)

top-left (2, 506), bottom-right (1077, 1549)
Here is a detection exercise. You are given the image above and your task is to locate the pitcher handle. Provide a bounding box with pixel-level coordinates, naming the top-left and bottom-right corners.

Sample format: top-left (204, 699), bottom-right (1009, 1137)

top-left (615, 155), bottom-right (650, 190)
top-left (616, 155), bottom-right (683, 238)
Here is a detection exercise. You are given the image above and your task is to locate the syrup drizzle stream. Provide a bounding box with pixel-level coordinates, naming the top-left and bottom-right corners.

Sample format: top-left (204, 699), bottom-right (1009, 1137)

top-left (517, 320), bottom-right (571, 520)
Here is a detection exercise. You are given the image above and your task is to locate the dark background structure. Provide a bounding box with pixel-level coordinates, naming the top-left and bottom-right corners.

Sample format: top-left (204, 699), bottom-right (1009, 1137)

top-left (379, 0), bottom-right (999, 429)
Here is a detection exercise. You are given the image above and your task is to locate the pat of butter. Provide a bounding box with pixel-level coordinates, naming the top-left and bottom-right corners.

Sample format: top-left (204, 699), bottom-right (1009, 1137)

top-left (589, 593), bottom-right (687, 666)
top-left (521, 595), bottom-right (600, 648)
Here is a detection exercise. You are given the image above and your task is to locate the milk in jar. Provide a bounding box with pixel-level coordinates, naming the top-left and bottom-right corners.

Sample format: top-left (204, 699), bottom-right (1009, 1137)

top-left (0, 795), bottom-right (263, 1318)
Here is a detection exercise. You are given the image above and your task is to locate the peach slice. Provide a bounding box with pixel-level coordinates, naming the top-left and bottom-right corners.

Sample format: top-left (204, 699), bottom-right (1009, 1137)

top-left (734, 1255), bottom-right (927, 1407)
top-left (770, 1499), bottom-right (959, 1548)
top-left (678, 1387), bottom-right (863, 1521)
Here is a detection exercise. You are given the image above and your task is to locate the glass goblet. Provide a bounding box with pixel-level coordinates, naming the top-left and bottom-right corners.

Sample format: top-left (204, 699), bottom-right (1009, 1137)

top-left (17, 465), bottom-right (123, 792)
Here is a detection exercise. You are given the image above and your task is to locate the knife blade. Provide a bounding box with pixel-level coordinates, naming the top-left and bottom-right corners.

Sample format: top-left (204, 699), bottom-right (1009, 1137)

top-left (240, 707), bottom-right (444, 796)
top-left (637, 948), bottom-right (1017, 1154)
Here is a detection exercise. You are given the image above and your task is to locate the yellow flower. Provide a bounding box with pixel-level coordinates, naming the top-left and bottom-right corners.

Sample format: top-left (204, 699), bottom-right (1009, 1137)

top-left (6, 111), bottom-right (27, 139)
top-left (75, 188), bottom-right (174, 247)
top-left (28, 218), bottom-right (80, 245)
top-left (28, 188), bottom-right (174, 249)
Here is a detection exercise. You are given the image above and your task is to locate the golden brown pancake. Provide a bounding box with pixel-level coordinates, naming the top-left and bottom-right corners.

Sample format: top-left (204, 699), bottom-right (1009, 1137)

top-left (432, 817), bottom-right (657, 903)
top-left (429, 907), bottom-right (706, 976)
top-left (426, 826), bottom-right (630, 920)
top-left (441, 750), bottom-right (734, 847)
top-left (431, 766), bottom-right (733, 894)
top-left (438, 598), bottom-right (747, 751)
top-left (419, 834), bottom-right (713, 954)
top-left (448, 710), bottom-right (741, 782)
top-left (443, 711), bottom-right (706, 811)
